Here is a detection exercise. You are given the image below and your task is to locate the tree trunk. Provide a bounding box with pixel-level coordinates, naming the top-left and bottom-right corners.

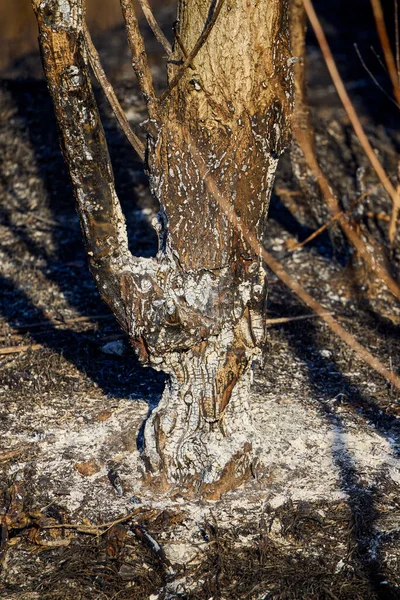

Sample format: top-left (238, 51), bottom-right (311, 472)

top-left (32, 0), bottom-right (293, 498)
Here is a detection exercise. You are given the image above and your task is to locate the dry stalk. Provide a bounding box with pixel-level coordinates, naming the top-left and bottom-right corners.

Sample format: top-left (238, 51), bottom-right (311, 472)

top-left (138, 0), bottom-right (172, 55)
top-left (119, 0), bottom-right (157, 117)
top-left (41, 508), bottom-right (146, 535)
top-left (295, 123), bottom-right (400, 300)
top-left (159, 0), bottom-right (227, 103)
top-left (84, 26), bottom-right (145, 161)
top-left (286, 184), bottom-right (381, 253)
top-left (370, 0), bottom-right (400, 243)
top-left (303, 0), bottom-right (400, 244)
top-left (370, 0), bottom-right (400, 104)
top-left (0, 344), bottom-right (42, 355)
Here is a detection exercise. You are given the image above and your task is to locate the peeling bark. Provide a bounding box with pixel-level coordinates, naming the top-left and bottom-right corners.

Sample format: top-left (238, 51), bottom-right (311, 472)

top-left (32, 0), bottom-right (293, 497)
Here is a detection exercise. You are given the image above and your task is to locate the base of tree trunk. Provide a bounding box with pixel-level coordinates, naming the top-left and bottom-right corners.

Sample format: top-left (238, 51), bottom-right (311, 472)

top-left (142, 336), bottom-right (260, 500)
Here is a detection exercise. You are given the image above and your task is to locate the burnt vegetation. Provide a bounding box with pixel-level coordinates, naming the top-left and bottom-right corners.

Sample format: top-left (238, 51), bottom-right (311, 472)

top-left (0, 0), bottom-right (400, 598)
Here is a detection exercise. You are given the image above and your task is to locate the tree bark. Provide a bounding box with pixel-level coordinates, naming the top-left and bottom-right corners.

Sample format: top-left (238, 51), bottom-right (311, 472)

top-left (32, 0), bottom-right (293, 498)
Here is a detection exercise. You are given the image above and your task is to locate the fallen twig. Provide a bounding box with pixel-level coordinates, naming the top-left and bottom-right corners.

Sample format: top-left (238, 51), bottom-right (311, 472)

top-left (41, 508), bottom-right (146, 535)
top-left (11, 314), bottom-right (113, 332)
top-left (265, 314), bottom-right (331, 326)
top-left (0, 344), bottom-right (43, 355)
top-left (0, 447), bottom-right (29, 462)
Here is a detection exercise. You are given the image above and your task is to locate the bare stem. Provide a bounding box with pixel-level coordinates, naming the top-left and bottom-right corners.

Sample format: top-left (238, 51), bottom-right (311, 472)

top-left (120, 0), bottom-right (157, 116)
top-left (303, 0), bottom-right (400, 237)
top-left (138, 0), bottom-right (172, 55)
top-left (84, 26), bottom-right (146, 162)
top-left (287, 183), bottom-right (381, 253)
top-left (370, 0), bottom-right (400, 104)
top-left (395, 0), bottom-right (400, 79)
top-left (159, 0), bottom-right (227, 103)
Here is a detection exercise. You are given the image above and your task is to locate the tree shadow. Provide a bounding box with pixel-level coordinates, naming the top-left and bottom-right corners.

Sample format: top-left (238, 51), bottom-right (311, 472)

top-left (0, 63), bottom-right (163, 408)
top-left (0, 272), bottom-right (166, 402)
top-left (269, 310), bottom-right (399, 597)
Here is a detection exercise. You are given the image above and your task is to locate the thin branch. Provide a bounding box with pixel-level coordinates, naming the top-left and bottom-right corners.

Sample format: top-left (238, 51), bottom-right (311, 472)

top-left (395, 0), bottom-right (400, 79)
top-left (138, 0), bottom-right (172, 55)
top-left (371, 44), bottom-right (389, 74)
top-left (265, 313), bottom-right (331, 326)
top-left (84, 26), bottom-right (145, 162)
top-left (370, 0), bottom-right (400, 104)
top-left (159, 0), bottom-right (227, 103)
top-left (295, 122), bottom-right (400, 300)
top-left (184, 129), bottom-right (400, 391)
top-left (287, 183), bottom-right (381, 253)
top-left (173, 23), bottom-right (194, 68)
top-left (119, 0), bottom-right (157, 116)
top-left (303, 0), bottom-right (400, 238)
top-left (354, 43), bottom-right (400, 109)
top-left (41, 508), bottom-right (146, 535)
top-left (388, 164), bottom-right (400, 244)
top-left (12, 314), bottom-right (113, 332)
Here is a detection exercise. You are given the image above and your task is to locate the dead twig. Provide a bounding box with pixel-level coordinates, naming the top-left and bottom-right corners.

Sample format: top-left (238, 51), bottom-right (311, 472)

top-left (159, 0), bottom-right (227, 103)
top-left (286, 184), bottom-right (381, 253)
top-left (137, 0), bottom-right (172, 55)
top-left (265, 313), bottom-right (331, 326)
top-left (0, 333), bottom-right (124, 356)
top-left (41, 508), bottom-right (145, 535)
top-left (0, 447), bottom-right (28, 462)
top-left (119, 0), bottom-right (157, 117)
top-left (0, 344), bottom-right (43, 355)
top-left (303, 0), bottom-right (400, 245)
top-left (354, 43), bottom-right (400, 110)
top-left (84, 25), bottom-right (145, 161)
top-left (12, 314), bottom-right (113, 332)
top-left (294, 122), bottom-right (400, 300)
top-left (370, 0), bottom-right (400, 104)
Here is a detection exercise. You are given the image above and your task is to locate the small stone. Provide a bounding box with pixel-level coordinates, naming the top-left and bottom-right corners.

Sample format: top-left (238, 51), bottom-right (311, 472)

top-left (94, 409), bottom-right (113, 422)
top-left (74, 460), bottom-right (101, 477)
top-left (101, 340), bottom-right (126, 356)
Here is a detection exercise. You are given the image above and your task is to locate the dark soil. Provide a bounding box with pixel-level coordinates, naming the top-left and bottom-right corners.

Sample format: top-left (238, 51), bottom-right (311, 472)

top-left (0, 2), bottom-right (399, 599)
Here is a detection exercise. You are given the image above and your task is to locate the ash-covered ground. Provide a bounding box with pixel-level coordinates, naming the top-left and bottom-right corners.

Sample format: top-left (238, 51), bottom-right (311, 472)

top-left (0, 2), bottom-right (399, 598)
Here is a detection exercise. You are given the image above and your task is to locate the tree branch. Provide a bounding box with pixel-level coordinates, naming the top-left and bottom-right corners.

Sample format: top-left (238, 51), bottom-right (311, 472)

top-left (138, 0), bottom-right (172, 56)
top-left (84, 25), bottom-right (146, 162)
top-left (119, 0), bottom-right (158, 117)
top-left (31, 0), bottom-right (160, 335)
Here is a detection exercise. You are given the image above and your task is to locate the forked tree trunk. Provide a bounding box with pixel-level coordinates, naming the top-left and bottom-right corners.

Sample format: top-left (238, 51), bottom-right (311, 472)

top-left (32, 0), bottom-right (293, 498)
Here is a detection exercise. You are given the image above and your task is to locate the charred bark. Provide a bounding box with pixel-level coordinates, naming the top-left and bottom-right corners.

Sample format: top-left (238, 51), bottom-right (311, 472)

top-left (32, 0), bottom-right (293, 497)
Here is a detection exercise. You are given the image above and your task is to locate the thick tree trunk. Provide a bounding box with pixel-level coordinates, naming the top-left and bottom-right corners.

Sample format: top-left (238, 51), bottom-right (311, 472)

top-left (32, 0), bottom-right (293, 498)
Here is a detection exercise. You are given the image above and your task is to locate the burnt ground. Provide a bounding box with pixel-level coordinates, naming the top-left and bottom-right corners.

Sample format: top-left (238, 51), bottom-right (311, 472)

top-left (0, 2), bottom-right (400, 599)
